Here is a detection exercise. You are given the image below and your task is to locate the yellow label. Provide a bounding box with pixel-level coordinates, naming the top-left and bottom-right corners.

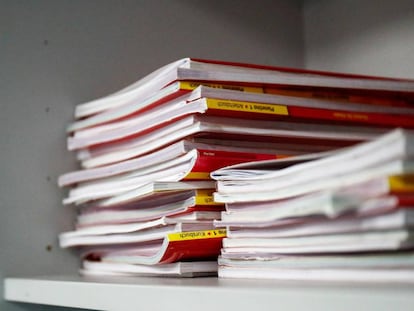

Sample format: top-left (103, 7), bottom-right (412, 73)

top-left (168, 229), bottom-right (227, 241)
top-left (206, 98), bottom-right (289, 115)
top-left (194, 189), bottom-right (223, 206)
top-left (178, 81), bottom-right (263, 93)
top-left (389, 175), bottom-right (414, 192)
top-left (184, 172), bottom-right (211, 180)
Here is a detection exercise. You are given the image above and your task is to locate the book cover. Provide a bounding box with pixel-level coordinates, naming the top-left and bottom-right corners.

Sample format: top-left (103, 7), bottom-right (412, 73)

top-left (74, 58), bottom-right (414, 118)
top-left (97, 229), bottom-right (227, 265)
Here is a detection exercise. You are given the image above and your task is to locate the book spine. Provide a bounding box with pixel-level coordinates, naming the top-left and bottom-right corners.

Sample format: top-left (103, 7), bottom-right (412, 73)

top-left (159, 229), bottom-right (226, 264)
top-left (167, 229), bottom-right (227, 241)
top-left (205, 98), bottom-right (414, 128)
top-left (194, 189), bottom-right (223, 206)
top-left (289, 106), bottom-right (414, 128)
top-left (264, 87), bottom-right (414, 107)
top-left (389, 175), bottom-right (414, 193)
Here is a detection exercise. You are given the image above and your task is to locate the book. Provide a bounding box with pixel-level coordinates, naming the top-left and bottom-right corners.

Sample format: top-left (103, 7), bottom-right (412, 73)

top-left (216, 176), bottom-right (414, 227)
top-left (63, 143), bottom-right (292, 205)
top-left (218, 251), bottom-right (414, 269)
top-left (75, 190), bottom-right (224, 227)
top-left (221, 229), bottom-right (414, 254)
top-left (81, 260), bottom-right (218, 277)
top-left (223, 175), bottom-right (412, 213)
top-left (62, 211), bottom-right (222, 240)
top-left (74, 115), bottom-right (383, 168)
top-left (214, 160), bottom-right (414, 204)
top-left (226, 208), bottom-right (414, 238)
top-left (91, 228), bottom-right (227, 265)
top-left (212, 128), bottom-right (414, 183)
top-left (218, 264), bottom-right (414, 283)
top-left (68, 82), bottom-right (264, 133)
top-left (187, 85), bottom-right (414, 126)
top-left (59, 222), bottom-right (216, 248)
top-left (62, 150), bottom-right (201, 204)
top-left (85, 180), bottom-right (216, 208)
top-left (68, 90), bottom-right (397, 151)
top-left (219, 248), bottom-right (414, 282)
top-left (74, 58), bottom-right (414, 118)
top-left (212, 129), bottom-right (414, 203)
top-left (58, 139), bottom-right (287, 187)
top-left (68, 83), bottom-right (414, 136)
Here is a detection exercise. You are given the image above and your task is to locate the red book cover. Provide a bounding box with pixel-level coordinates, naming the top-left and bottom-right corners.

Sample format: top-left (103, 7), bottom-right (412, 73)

top-left (185, 149), bottom-right (283, 180)
top-left (203, 97), bottom-right (414, 128)
top-left (158, 229), bottom-right (226, 263)
top-left (84, 229), bottom-right (227, 265)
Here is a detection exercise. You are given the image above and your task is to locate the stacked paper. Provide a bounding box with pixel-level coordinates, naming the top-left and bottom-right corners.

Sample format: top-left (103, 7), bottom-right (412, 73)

top-left (212, 129), bottom-right (414, 283)
top-left (58, 58), bottom-right (414, 277)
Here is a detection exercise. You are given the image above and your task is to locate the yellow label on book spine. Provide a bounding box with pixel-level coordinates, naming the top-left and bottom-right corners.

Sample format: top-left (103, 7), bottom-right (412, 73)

top-left (206, 98), bottom-right (289, 115)
top-left (194, 189), bottom-right (223, 206)
top-left (184, 172), bottom-right (211, 180)
top-left (389, 175), bottom-right (414, 192)
top-left (179, 81), bottom-right (263, 93)
top-left (168, 229), bottom-right (227, 241)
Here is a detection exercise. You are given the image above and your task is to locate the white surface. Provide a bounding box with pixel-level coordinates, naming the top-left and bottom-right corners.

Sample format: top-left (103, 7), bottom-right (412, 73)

top-left (5, 275), bottom-right (414, 311)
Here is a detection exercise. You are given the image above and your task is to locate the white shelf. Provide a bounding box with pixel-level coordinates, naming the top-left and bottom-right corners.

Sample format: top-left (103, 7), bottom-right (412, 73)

top-left (4, 275), bottom-right (414, 311)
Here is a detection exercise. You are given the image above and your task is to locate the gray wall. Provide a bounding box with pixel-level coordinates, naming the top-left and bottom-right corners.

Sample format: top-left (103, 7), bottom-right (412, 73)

top-left (304, 0), bottom-right (414, 79)
top-left (0, 0), bottom-right (304, 310)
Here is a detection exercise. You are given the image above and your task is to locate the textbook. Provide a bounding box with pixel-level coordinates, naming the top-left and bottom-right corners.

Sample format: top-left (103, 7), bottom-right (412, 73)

top-left (68, 94), bottom-right (393, 151)
top-left (75, 190), bottom-right (224, 227)
top-left (68, 82), bottom-right (264, 133)
top-left (77, 228), bottom-right (226, 266)
top-left (96, 229), bottom-right (227, 265)
top-left (226, 208), bottom-right (414, 238)
top-left (77, 204), bottom-right (222, 228)
top-left (212, 129), bottom-right (414, 183)
top-left (59, 221), bottom-right (217, 248)
top-left (62, 145), bottom-right (289, 204)
top-left (222, 229), bottom-right (414, 254)
top-left (187, 86), bottom-right (414, 127)
top-left (212, 129), bottom-right (414, 203)
top-left (218, 251), bottom-right (414, 269)
top-left (63, 150), bottom-right (202, 204)
top-left (68, 83), bottom-right (414, 135)
top-left (215, 174), bottom-right (414, 228)
top-left (81, 180), bottom-right (216, 208)
top-left (69, 110), bottom-right (385, 153)
top-left (214, 160), bottom-right (414, 204)
top-left (59, 139), bottom-right (286, 187)
top-left (223, 175), bottom-right (414, 213)
top-left (63, 212), bottom-right (222, 238)
top-left (81, 260), bottom-right (218, 277)
top-left (218, 264), bottom-right (414, 283)
top-left (73, 115), bottom-right (383, 168)
top-left (73, 58), bottom-right (414, 118)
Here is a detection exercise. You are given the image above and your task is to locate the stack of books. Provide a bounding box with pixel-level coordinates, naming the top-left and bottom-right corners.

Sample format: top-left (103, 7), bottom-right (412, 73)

top-left (212, 129), bottom-right (414, 282)
top-left (58, 57), bottom-right (414, 277)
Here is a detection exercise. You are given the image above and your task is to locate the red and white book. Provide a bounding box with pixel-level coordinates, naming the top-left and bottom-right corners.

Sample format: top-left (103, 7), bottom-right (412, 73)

top-left (80, 228), bottom-right (226, 265)
top-left (73, 58), bottom-right (414, 118)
